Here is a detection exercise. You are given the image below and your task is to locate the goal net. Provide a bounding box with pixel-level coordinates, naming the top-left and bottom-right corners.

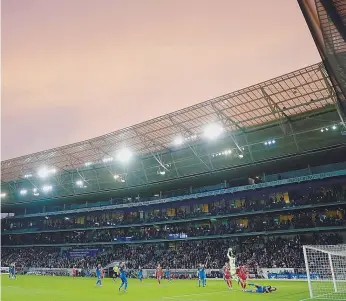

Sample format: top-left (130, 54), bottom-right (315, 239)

top-left (303, 245), bottom-right (346, 300)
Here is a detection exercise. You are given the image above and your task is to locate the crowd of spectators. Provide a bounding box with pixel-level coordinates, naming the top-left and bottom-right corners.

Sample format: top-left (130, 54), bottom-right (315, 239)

top-left (2, 206), bottom-right (345, 245)
top-left (2, 184), bottom-right (345, 276)
top-left (1, 233), bottom-right (342, 271)
top-left (2, 183), bottom-right (345, 233)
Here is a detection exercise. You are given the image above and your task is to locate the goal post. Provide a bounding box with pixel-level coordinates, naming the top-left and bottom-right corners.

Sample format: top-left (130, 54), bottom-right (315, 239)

top-left (303, 245), bottom-right (346, 300)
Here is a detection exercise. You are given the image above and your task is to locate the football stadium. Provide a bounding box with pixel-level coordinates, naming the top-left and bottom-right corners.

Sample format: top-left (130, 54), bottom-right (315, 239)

top-left (1, 1), bottom-right (346, 301)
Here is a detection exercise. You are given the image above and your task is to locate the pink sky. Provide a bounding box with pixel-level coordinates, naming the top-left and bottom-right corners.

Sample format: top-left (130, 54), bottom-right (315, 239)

top-left (1, 0), bottom-right (321, 161)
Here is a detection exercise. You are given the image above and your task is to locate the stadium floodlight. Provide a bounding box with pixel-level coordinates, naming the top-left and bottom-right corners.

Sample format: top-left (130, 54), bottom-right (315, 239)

top-left (321, 128), bottom-right (324, 132)
top-left (173, 136), bottom-right (184, 146)
top-left (332, 125), bottom-right (337, 130)
top-left (20, 189), bottom-right (28, 195)
top-left (158, 170), bottom-right (166, 175)
top-left (38, 167), bottom-right (49, 178)
top-left (113, 174), bottom-right (120, 180)
top-left (42, 185), bottom-right (53, 192)
top-left (238, 154), bottom-right (244, 158)
top-left (76, 180), bottom-right (83, 186)
top-left (120, 178), bottom-right (126, 183)
top-left (203, 123), bottom-right (224, 140)
top-left (24, 174), bottom-right (33, 178)
top-left (33, 188), bottom-right (39, 196)
top-left (37, 167), bottom-right (56, 178)
top-left (223, 149), bottom-right (232, 155)
top-left (0, 193), bottom-right (6, 198)
top-left (116, 148), bottom-right (133, 163)
top-left (84, 161), bottom-right (93, 167)
top-left (264, 138), bottom-right (276, 146)
top-left (102, 157), bottom-right (113, 163)
top-left (64, 217), bottom-right (69, 220)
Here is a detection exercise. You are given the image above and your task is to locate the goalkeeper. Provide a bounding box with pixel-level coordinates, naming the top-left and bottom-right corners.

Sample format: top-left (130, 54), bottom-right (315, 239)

top-left (246, 283), bottom-right (277, 293)
top-left (227, 248), bottom-right (237, 279)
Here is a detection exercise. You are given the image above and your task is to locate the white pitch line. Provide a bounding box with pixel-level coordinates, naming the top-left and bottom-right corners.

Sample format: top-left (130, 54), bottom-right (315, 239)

top-left (161, 290), bottom-right (231, 299)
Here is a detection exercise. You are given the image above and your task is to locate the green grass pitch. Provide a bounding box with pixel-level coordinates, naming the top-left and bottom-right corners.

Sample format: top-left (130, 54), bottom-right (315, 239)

top-left (1, 275), bottom-right (317, 301)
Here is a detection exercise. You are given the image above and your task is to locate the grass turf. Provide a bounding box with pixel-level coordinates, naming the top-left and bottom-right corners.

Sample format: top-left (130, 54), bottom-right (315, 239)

top-left (0, 275), bottom-right (318, 301)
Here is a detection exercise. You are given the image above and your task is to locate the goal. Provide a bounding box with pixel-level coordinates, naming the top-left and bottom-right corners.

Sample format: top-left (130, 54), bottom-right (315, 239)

top-left (303, 245), bottom-right (346, 300)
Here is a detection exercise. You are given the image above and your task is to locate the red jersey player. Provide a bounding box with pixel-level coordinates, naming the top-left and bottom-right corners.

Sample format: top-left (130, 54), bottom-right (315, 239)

top-left (101, 268), bottom-right (105, 279)
top-left (156, 264), bottom-right (163, 284)
top-left (223, 263), bottom-right (232, 289)
top-left (72, 266), bottom-right (76, 278)
top-left (237, 265), bottom-right (248, 291)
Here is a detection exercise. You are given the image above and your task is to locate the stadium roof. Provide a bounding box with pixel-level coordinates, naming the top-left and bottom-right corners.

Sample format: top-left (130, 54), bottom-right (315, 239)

top-left (0, 62), bottom-right (337, 183)
top-left (2, 61), bottom-right (346, 206)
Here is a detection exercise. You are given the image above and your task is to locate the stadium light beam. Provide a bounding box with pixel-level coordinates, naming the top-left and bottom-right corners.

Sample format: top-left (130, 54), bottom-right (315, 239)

top-left (203, 123), bottom-right (224, 140)
top-left (0, 193), bottom-right (6, 198)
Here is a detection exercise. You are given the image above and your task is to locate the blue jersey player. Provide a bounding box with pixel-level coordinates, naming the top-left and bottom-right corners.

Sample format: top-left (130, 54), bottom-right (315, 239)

top-left (138, 268), bottom-right (143, 282)
top-left (197, 264), bottom-right (206, 287)
top-left (95, 264), bottom-right (102, 286)
top-left (119, 262), bottom-right (128, 292)
top-left (9, 264), bottom-right (16, 279)
top-left (165, 268), bottom-right (171, 281)
top-left (246, 283), bottom-right (277, 293)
